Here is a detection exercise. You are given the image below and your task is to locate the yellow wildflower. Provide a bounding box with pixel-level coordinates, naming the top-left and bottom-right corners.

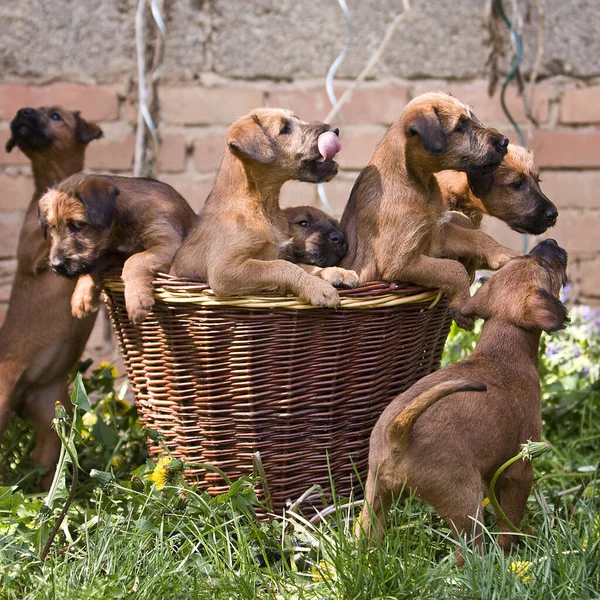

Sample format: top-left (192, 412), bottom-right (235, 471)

top-left (582, 514), bottom-right (600, 550)
top-left (112, 396), bottom-right (130, 416)
top-left (482, 497), bottom-right (491, 508)
top-left (508, 560), bottom-right (531, 583)
top-left (98, 361), bottom-right (119, 378)
top-left (82, 412), bottom-right (98, 428)
top-left (111, 455), bottom-right (123, 469)
top-left (311, 560), bottom-right (337, 582)
top-left (148, 456), bottom-right (171, 490)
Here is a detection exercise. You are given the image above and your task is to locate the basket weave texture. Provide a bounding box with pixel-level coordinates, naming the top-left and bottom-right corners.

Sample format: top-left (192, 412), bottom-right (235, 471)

top-left (103, 274), bottom-right (452, 512)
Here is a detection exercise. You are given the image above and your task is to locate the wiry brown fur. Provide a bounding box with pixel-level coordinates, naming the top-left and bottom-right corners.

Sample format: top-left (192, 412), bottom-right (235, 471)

top-left (170, 108), bottom-right (358, 301)
top-left (340, 92), bottom-right (517, 329)
top-left (436, 144), bottom-right (558, 234)
top-left (39, 174), bottom-right (197, 325)
top-left (0, 106), bottom-right (102, 488)
top-left (357, 239), bottom-right (569, 563)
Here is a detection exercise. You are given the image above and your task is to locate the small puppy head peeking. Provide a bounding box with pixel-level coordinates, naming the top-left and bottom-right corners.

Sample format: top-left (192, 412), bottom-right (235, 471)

top-left (462, 238), bottom-right (569, 333)
top-left (467, 144), bottom-right (558, 235)
top-left (402, 92), bottom-right (508, 176)
top-left (5, 106), bottom-right (103, 159)
top-left (283, 206), bottom-right (347, 267)
top-left (226, 108), bottom-right (342, 184)
top-left (39, 175), bottom-right (119, 278)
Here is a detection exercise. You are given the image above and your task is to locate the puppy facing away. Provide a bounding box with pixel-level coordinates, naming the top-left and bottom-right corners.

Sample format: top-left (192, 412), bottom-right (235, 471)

top-left (436, 143), bottom-right (558, 234)
top-left (170, 108), bottom-right (358, 304)
top-left (340, 92), bottom-right (517, 328)
top-left (0, 106), bottom-right (102, 488)
top-left (38, 174), bottom-right (197, 325)
top-left (357, 239), bottom-right (568, 562)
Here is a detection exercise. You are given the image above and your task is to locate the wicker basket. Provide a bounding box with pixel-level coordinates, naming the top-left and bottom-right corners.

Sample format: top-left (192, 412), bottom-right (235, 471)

top-left (102, 275), bottom-right (452, 513)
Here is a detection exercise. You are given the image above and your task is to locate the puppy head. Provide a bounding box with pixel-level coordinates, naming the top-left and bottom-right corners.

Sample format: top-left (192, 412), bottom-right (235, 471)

top-left (467, 144), bottom-right (558, 235)
top-left (5, 106), bottom-right (103, 159)
top-left (39, 175), bottom-right (119, 278)
top-left (226, 108), bottom-right (342, 184)
top-left (462, 239), bottom-right (569, 332)
top-left (283, 205), bottom-right (347, 267)
top-left (402, 92), bottom-right (508, 176)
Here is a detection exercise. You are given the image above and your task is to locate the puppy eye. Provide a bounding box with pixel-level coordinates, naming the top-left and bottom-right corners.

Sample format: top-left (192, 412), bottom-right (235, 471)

top-left (512, 179), bottom-right (523, 190)
top-left (50, 112), bottom-right (62, 121)
top-left (68, 221), bottom-right (85, 233)
top-left (279, 121), bottom-right (292, 135)
top-left (297, 220), bottom-right (310, 227)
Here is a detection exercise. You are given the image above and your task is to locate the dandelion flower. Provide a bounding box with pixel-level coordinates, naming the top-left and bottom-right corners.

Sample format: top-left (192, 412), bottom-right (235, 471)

top-left (82, 412), bottom-right (98, 428)
top-left (482, 497), bottom-right (491, 508)
top-left (98, 361), bottom-right (119, 378)
top-left (311, 560), bottom-right (337, 582)
top-left (508, 560), bottom-right (531, 583)
top-left (147, 456), bottom-right (184, 490)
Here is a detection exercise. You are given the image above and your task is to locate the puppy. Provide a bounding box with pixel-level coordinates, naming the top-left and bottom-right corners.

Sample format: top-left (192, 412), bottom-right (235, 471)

top-left (357, 239), bottom-right (568, 562)
top-left (38, 174), bottom-right (197, 325)
top-left (340, 92), bottom-right (517, 328)
top-left (0, 106), bottom-right (102, 488)
top-left (170, 108), bottom-right (358, 303)
top-left (436, 143), bottom-right (558, 234)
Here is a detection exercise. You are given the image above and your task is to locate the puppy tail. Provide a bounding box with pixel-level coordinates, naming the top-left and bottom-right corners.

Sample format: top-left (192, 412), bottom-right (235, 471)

top-left (389, 379), bottom-right (487, 445)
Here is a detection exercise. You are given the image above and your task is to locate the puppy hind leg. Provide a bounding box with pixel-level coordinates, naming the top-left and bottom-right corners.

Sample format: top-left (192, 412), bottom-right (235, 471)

top-left (356, 470), bottom-right (394, 541)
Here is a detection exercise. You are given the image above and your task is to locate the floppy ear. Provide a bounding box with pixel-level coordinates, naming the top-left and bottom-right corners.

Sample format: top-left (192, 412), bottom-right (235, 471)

top-left (521, 288), bottom-right (569, 332)
top-left (37, 196), bottom-right (50, 240)
top-left (76, 177), bottom-right (119, 230)
top-left (227, 115), bottom-right (276, 164)
top-left (460, 283), bottom-right (491, 321)
top-left (5, 136), bottom-right (16, 153)
top-left (74, 112), bottom-right (104, 145)
top-left (467, 171), bottom-right (495, 197)
top-left (405, 108), bottom-right (447, 155)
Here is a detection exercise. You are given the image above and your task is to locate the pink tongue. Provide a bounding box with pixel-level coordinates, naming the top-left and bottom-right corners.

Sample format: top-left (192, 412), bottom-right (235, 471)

top-left (317, 131), bottom-right (342, 162)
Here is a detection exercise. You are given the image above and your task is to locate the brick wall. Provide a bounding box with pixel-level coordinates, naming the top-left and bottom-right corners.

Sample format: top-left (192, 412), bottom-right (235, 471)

top-left (1, 76), bottom-right (599, 362)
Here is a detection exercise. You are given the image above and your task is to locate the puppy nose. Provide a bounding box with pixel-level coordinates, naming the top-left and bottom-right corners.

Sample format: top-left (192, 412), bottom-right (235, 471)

top-left (331, 127), bottom-right (340, 137)
top-left (545, 205), bottom-right (558, 223)
top-left (18, 108), bottom-right (35, 118)
top-left (329, 231), bottom-right (345, 244)
top-left (494, 136), bottom-right (509, 151)
top-left (544, 238), bottom-right (558, 247)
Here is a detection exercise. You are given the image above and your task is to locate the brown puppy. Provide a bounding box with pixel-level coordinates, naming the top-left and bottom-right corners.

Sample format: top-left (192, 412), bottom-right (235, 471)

top-left (0, 106), bottom-right (102, 488)
top-left (39, 174), bottom-right (197, 325)
top-left (340, 92), bottom-right (516, 328)
top-left (358, 239), bottom-right (568, 561)
top-left (170, 108), bottom-right (358, 303)
top-left (437, 143), bottom-right (558, 234)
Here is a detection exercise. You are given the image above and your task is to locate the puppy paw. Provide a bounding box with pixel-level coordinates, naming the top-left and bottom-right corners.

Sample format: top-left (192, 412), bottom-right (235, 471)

top-left (487, 249), bottom-right (518, 270)
top-left (320, 267), bottom-right (360, 288)
top-left (304, 280), bottom-right (341, 309)
top-left (125, 286), bottom-right (155, 325)
top-left (450, 308), bottom-right (475, 331)
top-left (71, 277), bottom-right (101, 319)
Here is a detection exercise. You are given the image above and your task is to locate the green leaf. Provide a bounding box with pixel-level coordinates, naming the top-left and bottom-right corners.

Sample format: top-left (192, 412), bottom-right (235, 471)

top-left (71, 372), bottom-right (91, 413)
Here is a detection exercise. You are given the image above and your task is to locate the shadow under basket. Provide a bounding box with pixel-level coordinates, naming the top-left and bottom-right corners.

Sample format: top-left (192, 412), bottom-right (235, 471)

top-left (102, 274), bottom-right (452, 514)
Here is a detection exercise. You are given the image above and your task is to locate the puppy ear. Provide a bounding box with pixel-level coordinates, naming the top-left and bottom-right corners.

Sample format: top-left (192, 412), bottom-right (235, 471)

top-left (77, 177), bottom-right (119, 230)
top-left (522, 288), bottom-right (569, 332)
top-left (74, 112), bottom-right (104, 145)
top-left (467, 171), bottom-right (495, 197)
top-left (461, 283), bottom-right (491, 320)
top-left (405, 108), bottom-right (447, 155)
top-left (37, 197), bottom-right (49, 240)
top-left (227, 115), bottom-right (276, 164)
top-left (5, 137), bottom-right (16, 153)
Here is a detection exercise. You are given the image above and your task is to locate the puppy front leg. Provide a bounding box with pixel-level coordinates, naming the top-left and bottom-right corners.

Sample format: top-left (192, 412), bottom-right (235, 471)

top-left (210, 258), bottom-right (341, 308)
top-left (438, 222), bottom-right (517, 270)
top-left (122, 248), bottom-right (175, 324)
top-left (71, 273), bottom-right (102, 319)
top-left (297, 264), bottom-right (360, 288)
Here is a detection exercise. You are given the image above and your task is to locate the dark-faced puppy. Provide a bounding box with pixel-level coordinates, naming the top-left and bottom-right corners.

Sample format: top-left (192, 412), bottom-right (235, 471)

top-left (437, 143), bottom-right (558, 234)
top-left (170, 108), bottom-right (358, 303)
top-left (340, 92), bottom-right (517, 329)
top-left (358, 239), bottom-right (568, 562)
top-left (283, 205), bottom-right (347, 266)
top-left (0, 106), bottom-right (102, 489)
top-left (38, 174), bottom-right (197, 325)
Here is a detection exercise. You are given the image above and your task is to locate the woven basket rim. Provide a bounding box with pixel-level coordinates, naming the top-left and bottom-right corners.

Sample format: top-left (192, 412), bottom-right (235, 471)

top-left (102, 272), bottom-right (444, 310)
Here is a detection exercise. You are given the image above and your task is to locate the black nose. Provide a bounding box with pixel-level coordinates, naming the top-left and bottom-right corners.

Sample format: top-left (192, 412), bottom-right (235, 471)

top-left (329, 231), bottom-right (344, 244)
top-left (543, 238), bottom-right (558, 247)
top-left (545, 206), bottom-right (558, 223)
top-left (51, 259), bottom-right (69, 276)
top-left (331, 127), bottom-right (340, 137)
top-left (499, 137), bottom-right (509, 148)
top-left (18, 108), bottom-right (35, 118)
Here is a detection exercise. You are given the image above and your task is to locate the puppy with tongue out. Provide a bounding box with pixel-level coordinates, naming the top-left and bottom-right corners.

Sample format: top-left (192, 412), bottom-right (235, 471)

top-left (170, 108), bottom-right (358, 307)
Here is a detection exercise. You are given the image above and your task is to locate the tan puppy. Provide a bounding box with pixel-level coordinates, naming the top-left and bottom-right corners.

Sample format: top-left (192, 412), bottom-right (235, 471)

top-left (340, 92), bottom-right (517, 328)
top-left (437, 143), bottom-right (558, 234)
top-left (357, 239), bottom-right (568, 562)
top-left (0, 106), bottom-right (102, 488)
top-left (39, 174), bottom-right (197, 325)
top-left (170, 108), bottom-right (358, 303)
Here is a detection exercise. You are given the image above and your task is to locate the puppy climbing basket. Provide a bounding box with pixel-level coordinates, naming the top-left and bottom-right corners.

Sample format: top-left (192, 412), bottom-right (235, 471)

top-left (103, 274), bottom-right (452, 513)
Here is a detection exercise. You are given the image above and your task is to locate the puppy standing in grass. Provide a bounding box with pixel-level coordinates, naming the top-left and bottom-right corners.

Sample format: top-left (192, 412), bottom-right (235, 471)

top-left (38, 174), bottom-right (196, 325)
top-left (170, 108), bottom-right (358, 303)
top-left (0, 106), bottom-right (102, 488)
top-left (357, 239), bottom-right (568, 561)
top-left (340, 92), bottom-right (516, 328)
